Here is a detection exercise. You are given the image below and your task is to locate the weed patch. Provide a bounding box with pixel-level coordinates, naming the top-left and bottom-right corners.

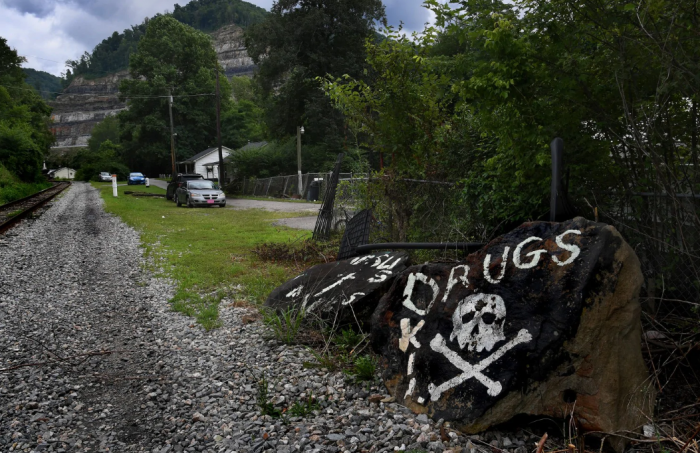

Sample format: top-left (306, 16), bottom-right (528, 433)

top-left (253, 238), bottom-right (339, 270)
top-left (261, 306), bottom-right (306, 344)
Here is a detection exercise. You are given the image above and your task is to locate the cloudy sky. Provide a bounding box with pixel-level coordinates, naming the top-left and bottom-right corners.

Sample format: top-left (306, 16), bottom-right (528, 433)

top-left (0, 0), bottom-right (435, 77)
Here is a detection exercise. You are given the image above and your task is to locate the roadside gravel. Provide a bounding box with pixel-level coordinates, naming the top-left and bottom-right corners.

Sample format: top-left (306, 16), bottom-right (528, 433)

top-left (0, 182), bottom-right (537, 453)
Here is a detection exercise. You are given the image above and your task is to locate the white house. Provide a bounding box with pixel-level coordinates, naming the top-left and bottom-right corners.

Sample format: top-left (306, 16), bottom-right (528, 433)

top-left (177, 146), bottom-right (233, 180)
top-left (50, 167), bottom-right (76, 180)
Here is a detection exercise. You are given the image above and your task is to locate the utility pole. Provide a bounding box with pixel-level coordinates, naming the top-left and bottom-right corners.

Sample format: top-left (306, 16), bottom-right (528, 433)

top-left (297, 126), bottom-right (303, 195)
top-left (168, 90), bottom-right (175, 178)
top-left (216, 68), bottom-right (224, 185)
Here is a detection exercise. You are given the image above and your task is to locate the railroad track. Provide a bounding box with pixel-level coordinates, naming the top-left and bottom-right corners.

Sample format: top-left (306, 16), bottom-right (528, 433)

top-left (0, 182), bottom-right (71, 234)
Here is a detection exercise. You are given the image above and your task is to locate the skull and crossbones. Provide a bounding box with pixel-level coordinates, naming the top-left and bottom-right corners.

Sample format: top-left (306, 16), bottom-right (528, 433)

top-left (428, 293), bottom-right (532, 400)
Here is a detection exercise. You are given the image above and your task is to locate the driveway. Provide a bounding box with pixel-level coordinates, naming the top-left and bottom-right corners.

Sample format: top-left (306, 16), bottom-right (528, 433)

top-left (149, 179), bottom-right (319, 230)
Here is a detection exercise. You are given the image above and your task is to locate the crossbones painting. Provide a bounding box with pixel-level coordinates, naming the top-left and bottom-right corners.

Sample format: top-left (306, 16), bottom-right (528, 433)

top-left (428, 293), bottom-right (532, 400)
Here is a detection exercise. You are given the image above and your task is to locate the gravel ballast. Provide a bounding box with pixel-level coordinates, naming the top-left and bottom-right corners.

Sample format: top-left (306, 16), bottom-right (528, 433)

top-left (0, 183), bottom-right (537, 453)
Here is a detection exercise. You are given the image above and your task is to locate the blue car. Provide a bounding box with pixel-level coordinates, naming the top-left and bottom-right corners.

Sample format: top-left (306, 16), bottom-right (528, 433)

top-left (128, 172), bottom-right (146, 185)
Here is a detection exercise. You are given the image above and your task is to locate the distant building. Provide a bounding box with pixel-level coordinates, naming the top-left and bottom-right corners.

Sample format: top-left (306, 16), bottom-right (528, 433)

top-left (49, 167), bottom-right (76, 180)
top-left (176, 146), bottom-right (233, 180)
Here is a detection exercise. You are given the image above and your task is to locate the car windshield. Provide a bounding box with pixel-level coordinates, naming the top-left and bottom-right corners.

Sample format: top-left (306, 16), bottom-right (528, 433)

top-left (188, 181), bottom-right (216, 190)
top-left (130, 173), bottom-right (144, 177)
top-left (100, 172), bottom-right (110, 176)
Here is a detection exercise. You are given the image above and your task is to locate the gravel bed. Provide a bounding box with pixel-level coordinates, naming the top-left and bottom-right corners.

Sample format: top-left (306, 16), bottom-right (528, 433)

top-left (0, 182), bottom-right (538, 452)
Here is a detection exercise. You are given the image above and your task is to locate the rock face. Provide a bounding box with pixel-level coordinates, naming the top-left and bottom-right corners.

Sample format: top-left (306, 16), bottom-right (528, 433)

top-left (210, 24), bottom-right (255, 78)
top-left (50, 71), bottom-right (129, 148)
top-left (371, 217), bottom-right (653, 446)
top-left (50, 24), bottom-right (255, 149)
top-left (265, 252), bottom-right (410, 328)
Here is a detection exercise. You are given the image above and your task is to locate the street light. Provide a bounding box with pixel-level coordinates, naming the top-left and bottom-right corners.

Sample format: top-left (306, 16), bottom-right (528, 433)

top-left (297, 126), bottom-right (305, 196)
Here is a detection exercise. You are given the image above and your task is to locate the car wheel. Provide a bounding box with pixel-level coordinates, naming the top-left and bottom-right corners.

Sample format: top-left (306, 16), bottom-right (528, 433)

top-left (175, 194), bottom-right (181, 207)
top-left (187, 197), bottom-right (194, 208)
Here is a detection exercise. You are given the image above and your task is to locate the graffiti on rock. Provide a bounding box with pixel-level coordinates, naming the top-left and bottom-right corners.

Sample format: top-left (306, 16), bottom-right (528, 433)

top-left (397, 230), bottom-right (582, 404)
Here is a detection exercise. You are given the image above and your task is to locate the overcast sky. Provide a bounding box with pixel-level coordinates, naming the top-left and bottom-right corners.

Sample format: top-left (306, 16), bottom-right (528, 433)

top-left (0, 0), bottom-right (435, 77)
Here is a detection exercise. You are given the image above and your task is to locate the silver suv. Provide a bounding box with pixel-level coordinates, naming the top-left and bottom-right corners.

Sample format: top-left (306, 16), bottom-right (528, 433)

top-left (99, 172), bottom-right (112, 182)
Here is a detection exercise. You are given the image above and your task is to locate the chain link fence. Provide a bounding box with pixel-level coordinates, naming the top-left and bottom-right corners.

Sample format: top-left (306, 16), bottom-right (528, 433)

top-left (592, 191), bottom-right (700, 324)
top-left (226, 172), bottom-right (355, 201)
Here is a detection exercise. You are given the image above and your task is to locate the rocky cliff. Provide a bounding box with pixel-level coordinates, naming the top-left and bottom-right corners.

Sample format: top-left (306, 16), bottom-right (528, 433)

top-left (50, 71), bottom-right (129, 148)
top-left (50, 24), bottom-right (255, 149)
top-left (211, 24), bottom-right (255, 78)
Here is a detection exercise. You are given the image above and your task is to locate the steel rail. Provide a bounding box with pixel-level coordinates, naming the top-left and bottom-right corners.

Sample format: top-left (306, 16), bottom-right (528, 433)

top-left (0, 182), bottom-right (71, 234)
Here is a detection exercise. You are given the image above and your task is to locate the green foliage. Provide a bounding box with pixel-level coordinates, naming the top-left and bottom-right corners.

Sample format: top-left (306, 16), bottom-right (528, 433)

top-left (172, 0), bottom-right (267, 32)
top-left (288, 392), bottom-right (320, 417)
top-left (333, 328), bottom-right (366, 351)
top-left (21, 68), bottom-right (63, 100)
top-left (345, 355), bottom-right (376, 382)
top-left (245, 0), bottom-right (386, 156)
top-left (0, 162), bottom-right (51, 204)
top-left (118, 16), bottom-right (232, 176)
top-left (324, 0), bottom-right (700, 235)
top-left (88, 116), bottom-right (120, 153)
top-left (73, 140), bottom-right (129, 182)
top-left (221, 99), bottom-right (264, 149)
top-left (262, 306), bottom-right (306, 344)
top-left (228, 139), bottom-right (337, 180)
top-left (0, 38), bottom-right (53, 183)
top-left (256, 372), bottom-right (282, 418)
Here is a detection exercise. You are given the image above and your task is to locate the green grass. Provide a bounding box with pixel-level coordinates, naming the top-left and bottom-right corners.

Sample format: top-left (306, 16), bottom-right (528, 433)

top-left (94, 183), bottom-right (312, 329)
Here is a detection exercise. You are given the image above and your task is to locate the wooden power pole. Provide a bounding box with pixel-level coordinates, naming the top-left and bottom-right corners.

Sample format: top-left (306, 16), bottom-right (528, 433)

top-left (216, 69), bottom-right (224, 184)
top-left (168, 90), bottom-right (175, 178)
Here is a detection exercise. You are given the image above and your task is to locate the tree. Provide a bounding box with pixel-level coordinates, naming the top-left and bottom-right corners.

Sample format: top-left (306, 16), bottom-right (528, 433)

top-left (0, 37), bottom-right (54, 182)
top-left (118, 16), bottom-right (232, 176)
top-left (88, 115), bottom-right (120, 153)
top-left (245, 0), bottom-right (386, 152)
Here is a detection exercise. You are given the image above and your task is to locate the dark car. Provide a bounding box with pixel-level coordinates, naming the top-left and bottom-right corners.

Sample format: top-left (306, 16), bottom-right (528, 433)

top-left (166, 173), bottom-right (204, 200)
top-left (174, 180), bottom-right (226, 208)
top-left (127, 172), bottom-right (146, 185)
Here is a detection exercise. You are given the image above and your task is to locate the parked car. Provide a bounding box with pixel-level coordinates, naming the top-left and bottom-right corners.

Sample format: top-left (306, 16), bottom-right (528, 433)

top-left (99, 172), bottom-right (112, 182)
top-left (174, 180), bottom-right (226, 208)
top-left (127, 172), bottom-right (146, 185)
top-left (166, 173), bottom-right (204, 200)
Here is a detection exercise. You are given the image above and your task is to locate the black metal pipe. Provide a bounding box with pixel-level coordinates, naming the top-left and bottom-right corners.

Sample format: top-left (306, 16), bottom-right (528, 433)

top-left (355, 242), bottom-right (485, 254)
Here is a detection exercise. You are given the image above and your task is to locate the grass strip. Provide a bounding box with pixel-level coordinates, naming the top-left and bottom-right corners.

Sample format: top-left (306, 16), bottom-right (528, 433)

top-left (94, 183), bottom-right (311, 330)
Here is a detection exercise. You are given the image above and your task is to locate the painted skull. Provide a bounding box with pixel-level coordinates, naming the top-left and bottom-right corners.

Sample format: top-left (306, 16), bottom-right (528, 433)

top-left (450, 293), bottom-right (506, 352)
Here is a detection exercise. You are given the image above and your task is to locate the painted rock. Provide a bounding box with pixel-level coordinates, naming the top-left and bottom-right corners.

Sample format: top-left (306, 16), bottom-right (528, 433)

top-left (371, 217), bottom-right (653, 448)
top-left (265, 252), bottom-right (409, 328)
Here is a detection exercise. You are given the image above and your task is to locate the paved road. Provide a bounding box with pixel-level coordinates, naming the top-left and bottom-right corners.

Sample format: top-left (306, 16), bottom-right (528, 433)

top-left (149, 179), bottom-right (319, 230)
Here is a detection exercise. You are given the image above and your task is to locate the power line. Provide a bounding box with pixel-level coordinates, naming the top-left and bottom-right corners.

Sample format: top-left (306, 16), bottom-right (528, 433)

top-left (1, 84), bottom-right (215, 99)
top-left (21, 55), bottom-right (62, 64)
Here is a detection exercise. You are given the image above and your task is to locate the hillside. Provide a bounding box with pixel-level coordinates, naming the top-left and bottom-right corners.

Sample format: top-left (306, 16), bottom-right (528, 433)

top-left (64, 0), bottom-right (267, 84)
top-left (50, 0), bottom-right (265, 149)
top-left (21, 68), bottom-right (63, 100)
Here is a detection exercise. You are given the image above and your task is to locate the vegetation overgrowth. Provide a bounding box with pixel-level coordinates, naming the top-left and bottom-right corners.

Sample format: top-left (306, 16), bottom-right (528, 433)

top-left (0, 38), bottom-right (54, 184)
top-left (95, 182), bottom-right (311, 329)
top-left (0, 163), bottom-right (51, 205)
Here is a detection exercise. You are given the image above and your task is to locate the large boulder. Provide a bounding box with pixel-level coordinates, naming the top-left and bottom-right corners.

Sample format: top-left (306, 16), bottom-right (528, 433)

top-left (265, 252), bottom-right (409, 328)
top-left (371, 218), bottom-right (653, 447)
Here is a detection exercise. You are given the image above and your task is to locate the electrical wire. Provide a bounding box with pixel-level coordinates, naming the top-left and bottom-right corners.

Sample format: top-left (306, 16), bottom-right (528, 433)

top-left (1, 84), bottom-right (216, 99)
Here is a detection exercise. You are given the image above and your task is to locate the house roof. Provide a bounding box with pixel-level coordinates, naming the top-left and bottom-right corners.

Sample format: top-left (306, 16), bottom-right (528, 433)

top-left (180, 146), bottom-right (233, 164)
top-left (239, 141), bottom-right (268, 151)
